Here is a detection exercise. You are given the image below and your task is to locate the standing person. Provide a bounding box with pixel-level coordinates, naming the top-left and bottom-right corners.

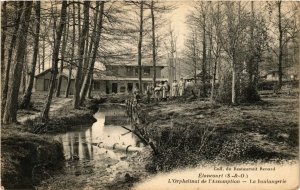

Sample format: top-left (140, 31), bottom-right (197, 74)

top-left (172, 80), bottom-right (179, 97)
top-left (154, 82), bottom-right (162, 102)
top-left (178, 78), bottom-right (185, 97)
top-left (162, 81), bottom-right (168, 101)
top-left (165, 81), bottom-right (170, 99)
top-left (146, 84), bottom-right (152, 104)
top-left (133, 83), bottom-right (140, 103)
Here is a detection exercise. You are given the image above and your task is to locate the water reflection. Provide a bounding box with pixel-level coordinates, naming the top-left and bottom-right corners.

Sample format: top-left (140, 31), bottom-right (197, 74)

top-left (57, 106), bottom-right (139, 160)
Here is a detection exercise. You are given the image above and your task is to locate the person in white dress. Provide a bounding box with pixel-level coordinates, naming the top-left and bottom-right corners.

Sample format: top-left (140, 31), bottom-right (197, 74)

top-left (178, 78), bottom-right (185, 96)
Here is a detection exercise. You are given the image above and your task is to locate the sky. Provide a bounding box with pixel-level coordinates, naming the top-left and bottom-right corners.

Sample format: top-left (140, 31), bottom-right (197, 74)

top-left (168, 1), bottom-right (193, 52)
top-left (169, 2), bottom-right (192, 51)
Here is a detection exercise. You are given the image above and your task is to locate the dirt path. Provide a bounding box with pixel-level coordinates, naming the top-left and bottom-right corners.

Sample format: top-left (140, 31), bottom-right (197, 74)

top-left (18, 98), bottom-right (72, 124)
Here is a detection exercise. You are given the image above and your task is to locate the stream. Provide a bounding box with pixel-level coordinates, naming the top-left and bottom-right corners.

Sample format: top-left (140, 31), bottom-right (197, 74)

top-left (37, 105), bottom-right (151, 190)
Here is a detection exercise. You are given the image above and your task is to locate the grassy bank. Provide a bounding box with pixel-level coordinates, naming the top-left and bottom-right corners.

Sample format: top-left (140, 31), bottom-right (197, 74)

top-left (23, 103), bottom-right (96, 134)
top-left (1, 127), bottom-right (64, 189)
top-left (1, 93), bottom-right (100, 189)
top-left (138, 92), bottom-right (299, 172)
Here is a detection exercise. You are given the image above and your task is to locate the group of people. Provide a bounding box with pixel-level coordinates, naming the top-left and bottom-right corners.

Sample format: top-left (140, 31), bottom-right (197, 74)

top-left (132, 78), bottom-right (196, 103)
top-left (144, 78), bottom-right (195, 103)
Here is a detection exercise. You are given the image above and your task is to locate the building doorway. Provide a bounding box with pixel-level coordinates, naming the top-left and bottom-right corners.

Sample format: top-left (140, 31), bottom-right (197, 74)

top-left (44, 79), bottom-right (50, 91)
top-left (127, 83), bottom-right (133, 93)
top-left (106, 81), bottom-right (109, 94)
top-left (112, 83), bottom-right (118, 93)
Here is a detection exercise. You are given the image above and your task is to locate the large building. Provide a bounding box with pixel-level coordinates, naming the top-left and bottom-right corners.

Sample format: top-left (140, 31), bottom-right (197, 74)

top-left (34, 63), bottom-right (167, 95)
top-left (96, 63), bottom-right (167, 94)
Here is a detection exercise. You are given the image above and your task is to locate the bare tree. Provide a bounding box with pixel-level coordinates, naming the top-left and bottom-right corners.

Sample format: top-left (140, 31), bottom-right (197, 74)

top-left (200, 3), bottom-right (207, 97)
top-left (2, 2), bottom-right (33, 124)
top-left (1, 1), bottom-right (7, 80)
top-left (220, 2), bottom-right (248, 104)
top-left (1, 2), bottom-right (22, 119)
top-left (65, 3), bottom-right (76, 98)
top-left (137, 1), bottom-right (144, 93)
top-left (277, 1), bottom-right (284, 88)
top-left (210, 2), bottom-right (222, 103)
top-left (150, 1), bottom-right (157, 87)
top-left (79, 2), bottom-right (105, 105)
top-left (41, 1), bottom-right (68, 120)
top-left (266, 1), bottom-right (298, 88)
top-left (20, 1), bottom-right (41, 109)
top-left (73, 1), bottom-right (89, 108)
top-left (56, 10), bottom-right (69, 97)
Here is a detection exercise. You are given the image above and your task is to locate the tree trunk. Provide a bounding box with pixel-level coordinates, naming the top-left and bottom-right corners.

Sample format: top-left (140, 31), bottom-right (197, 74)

top-left (278, 1), bottom-right (283, 88)
top-left (56, 14), bottom-right (69, 97)
top-left (137, 2), bottom-right (144, 93)
top-left (1, 2), bottom-right (22, 119)
top-left (1, 1), bottom-right (7, 80)
top-left (41, 1), bottom-right (68, 121)
top-left (243, 1), bottom-right (260, 102)
top-left (65, 3), bottom-right (76, 98)
top-left (65, 65), bottom-right (72, 98)
top-left (42, 37), bottom-right (45, 71)
top-left (231, 60), bottom-right (236, 105)
top-left (80, 2), bottom-right (104, 105)
top-left (22, 53), bottom-right (27, 94)
top-left (38, 51), bottom-right (41, 73)
top-left (210, 2), bottom-right (220, 103)
top-left (192, 32), bottom-right (197, 83)
top-left (210, 59), bottom-right (217, 102)
top-left (170, 29), bottom-right (177, 82)
top-left (201, 12), bottom-right (207, 97)
top-left (151, 1), bottom-right (156, 87)
top-left (73, 1), bottom-right (89, 109)
top-left (2, 2), bottom-right (33, 124)
top-left (87, 75), bottom-right (93, 99)
top-left (82, 27), bottom-right (92, 83)
top-left (20, 1), bottom-right (41, 109)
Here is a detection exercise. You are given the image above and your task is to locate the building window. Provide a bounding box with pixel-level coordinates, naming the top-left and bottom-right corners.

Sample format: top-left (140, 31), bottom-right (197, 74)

top-left (93, 81), bottom-right (101, 90)
top-left (120, 86), bottom-right (126, 93)
top-left (143, 67), bottom-right (150, 76)
top-left (112, 83), bottom-right (118, 93)
top-left (111, 67), bottom-right (118, 75)
top-left (126, 67), bottom-right (133, 76)
top-left (127, 83), bottom-right (133, 93)
top-left (135, 68), bottom-right (139, 76)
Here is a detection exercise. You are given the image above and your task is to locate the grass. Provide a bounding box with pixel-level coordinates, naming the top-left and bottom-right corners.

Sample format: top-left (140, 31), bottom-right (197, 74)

top-left (139, 89), bottom-right (299, 172)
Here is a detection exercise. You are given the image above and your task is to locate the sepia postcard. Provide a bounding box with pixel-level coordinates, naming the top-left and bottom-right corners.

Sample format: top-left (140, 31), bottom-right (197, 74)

top-left (1, 1), bottom-right (299, 190)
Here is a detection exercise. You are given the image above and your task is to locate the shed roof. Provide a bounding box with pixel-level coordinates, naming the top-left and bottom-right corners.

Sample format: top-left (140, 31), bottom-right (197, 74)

top-left (35, 67), bottom-right (77, 79)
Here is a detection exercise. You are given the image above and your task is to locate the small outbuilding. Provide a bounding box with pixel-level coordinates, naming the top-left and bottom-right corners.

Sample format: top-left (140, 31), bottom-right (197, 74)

top-left (35, 68), bottom-right (76, 94)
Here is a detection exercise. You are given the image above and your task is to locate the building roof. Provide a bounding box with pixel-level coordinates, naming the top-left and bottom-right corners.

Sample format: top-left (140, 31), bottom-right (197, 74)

top-left (107, 63), bottom-right (167, 67)
top-left (93, 72), bottom-right (166, 81)
top-left (35, 67), bottom-right (77, 79)
top-left (36, 68), bottom-right (167, 82)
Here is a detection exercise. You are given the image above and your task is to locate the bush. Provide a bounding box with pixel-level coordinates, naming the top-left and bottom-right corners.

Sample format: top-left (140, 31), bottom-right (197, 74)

top-left (239, 85), bottom-right (261, 103)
